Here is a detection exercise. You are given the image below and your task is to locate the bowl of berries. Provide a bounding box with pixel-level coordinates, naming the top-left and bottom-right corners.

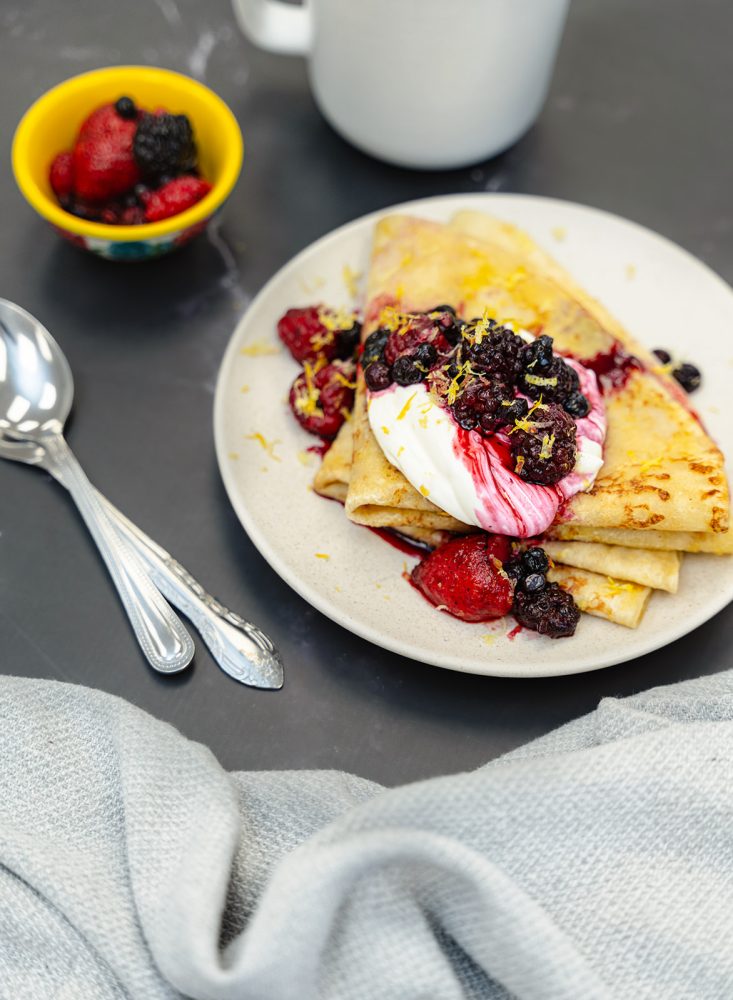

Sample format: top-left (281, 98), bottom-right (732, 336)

top-left (12, 65), bottom-right (243, 260)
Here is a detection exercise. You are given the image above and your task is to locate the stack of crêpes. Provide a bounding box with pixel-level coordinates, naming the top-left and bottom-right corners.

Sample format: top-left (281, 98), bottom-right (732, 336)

top-left (313, 212), bottom-right (731, 629)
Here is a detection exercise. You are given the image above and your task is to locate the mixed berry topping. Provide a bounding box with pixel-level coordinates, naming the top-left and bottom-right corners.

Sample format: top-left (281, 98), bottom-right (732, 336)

top-left (48, 97), bottom-right (210, 226)
top-left (364, 307), bottom-right (592, 486)
top-left (507, 545), bottom-right (579, 638)
top-left (653, 348), bottom-right (702, 393)
top-left (412, 536), bottom-right (580, 637)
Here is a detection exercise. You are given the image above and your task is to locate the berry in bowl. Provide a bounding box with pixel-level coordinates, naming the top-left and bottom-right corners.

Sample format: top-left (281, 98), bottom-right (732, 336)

top-left (12, 66), bottom-right (243, 260)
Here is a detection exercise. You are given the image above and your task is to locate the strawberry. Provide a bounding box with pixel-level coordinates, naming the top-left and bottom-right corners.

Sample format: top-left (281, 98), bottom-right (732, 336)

top-left (288, 359), bottom-right (355, 439)
top-left (411, 534), bottom-right (513, 622)
top-left (142, 176), bottom-right (212, 223)
top-left (49, 152), bottom-right (74, 199)
top-left (73, 103), bottom-right (140, 202)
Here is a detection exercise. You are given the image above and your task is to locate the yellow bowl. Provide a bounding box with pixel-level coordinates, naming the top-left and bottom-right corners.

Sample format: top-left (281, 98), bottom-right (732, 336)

top-left (12, 65), bottom-right (243, 260)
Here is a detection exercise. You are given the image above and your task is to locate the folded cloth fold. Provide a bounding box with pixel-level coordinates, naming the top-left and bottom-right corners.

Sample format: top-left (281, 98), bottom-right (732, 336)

top-left (1, 671), bottom-right (732, 1000)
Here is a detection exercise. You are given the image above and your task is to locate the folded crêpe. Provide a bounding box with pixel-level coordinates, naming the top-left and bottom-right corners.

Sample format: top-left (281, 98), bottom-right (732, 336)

top-left (547, 565), bottom-right (651, 629)
top-left (344, 212), bottom-right (730, 547)
top-left (541, 540), bottom-right (680, 593)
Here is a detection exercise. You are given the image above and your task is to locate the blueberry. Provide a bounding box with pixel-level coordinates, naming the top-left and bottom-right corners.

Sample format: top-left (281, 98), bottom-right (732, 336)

top-left (115, 96), bottom-right (136, 119)
top-left (522, 547), bottom-right (550, 575)
top-left (391, 356), bottom-right (423, 386)
top-left (362, 329), bottom-right (389, 367)
top-left (504, 556), bottom-right (525, 581)
top-left (653, 348), bottom-right (672, 365)
top-left (523, 573), bottom-right (546, 593)
top-left (672, 362), bottom-right (701, 393)
top-left (413, 343), bottom-right (437, 368)
top-left (364, 362), bottom-right (392, 392)
top-left (563, 391), bottom-right (590, 418)
top-left (336, 321), bottom-right (361, 360)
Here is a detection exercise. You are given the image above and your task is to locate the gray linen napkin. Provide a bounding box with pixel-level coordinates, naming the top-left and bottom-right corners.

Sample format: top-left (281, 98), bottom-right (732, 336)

top-left (1, 670), bottom-right (732, 1000)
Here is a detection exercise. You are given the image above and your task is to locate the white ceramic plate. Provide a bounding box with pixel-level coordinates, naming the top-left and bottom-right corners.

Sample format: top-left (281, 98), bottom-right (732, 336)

top-left (214, 194), bottom-right (733, 678)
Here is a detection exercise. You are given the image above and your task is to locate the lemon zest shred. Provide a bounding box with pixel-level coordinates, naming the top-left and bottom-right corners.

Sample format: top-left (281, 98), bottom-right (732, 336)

top-left (315, 552), bottom-right (330, 561)
top-left (397, 391), bottom-right (418, 420)
top-left (333, 372), bottom-right (357, 389)
top-left (318, 306), bottom-right (357, 332)
top-left (381, 425), bottom-right (390, 435)
top-left (245, 432), bottom-right (282, 462)
top-left (419, 485), bottom-right (430, 497)
top-left (606, 577), bottom-right (639, 594)
top-left (240, 340), bottom-right (280, 357)
top-left (539, 433), bottom-right (555, 461)
top-left (342, 264), bottom-right (362, 299)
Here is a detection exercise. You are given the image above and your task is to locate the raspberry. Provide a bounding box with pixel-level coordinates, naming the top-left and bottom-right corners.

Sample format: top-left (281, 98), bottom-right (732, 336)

top-left (142, 176), bottom-right (212, 222)
top-left (512, 582), bottom-right (580, 638)
top-left (72, 104), bottom-right (141, 201)
top-left (49, 152), bottom-right (74, 199)
top-left (511, 404), bottom-right (577, 485)
top-left (133, 112), bottom-right (197, 180)
top-left (288, 360), bottom-right (355, 439)
top-left (277, 307), bottom-right (339, 364)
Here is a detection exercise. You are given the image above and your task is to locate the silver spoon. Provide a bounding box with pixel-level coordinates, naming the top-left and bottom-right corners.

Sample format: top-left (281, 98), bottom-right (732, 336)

top-left (0, 434), bottom-right (284, 689)
top-left (0, 298), bottom-right (194, 674)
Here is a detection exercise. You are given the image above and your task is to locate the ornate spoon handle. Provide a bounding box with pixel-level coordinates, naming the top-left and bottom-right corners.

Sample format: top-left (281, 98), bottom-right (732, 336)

top-left (97, 498), bottom-right (284, 690)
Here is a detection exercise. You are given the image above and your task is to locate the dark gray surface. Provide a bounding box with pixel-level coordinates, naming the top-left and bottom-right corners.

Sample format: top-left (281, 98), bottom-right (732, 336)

top-left (1, 0), bottom-right (731, 785)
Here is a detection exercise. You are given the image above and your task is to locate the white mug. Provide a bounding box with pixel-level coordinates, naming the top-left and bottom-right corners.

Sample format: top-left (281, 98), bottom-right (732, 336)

top-left (232, 0), bottom-right (570, 170)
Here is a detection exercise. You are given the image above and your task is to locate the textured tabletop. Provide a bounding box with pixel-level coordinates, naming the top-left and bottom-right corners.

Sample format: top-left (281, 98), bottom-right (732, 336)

top-left (1, 0), bottom-right (731, 784)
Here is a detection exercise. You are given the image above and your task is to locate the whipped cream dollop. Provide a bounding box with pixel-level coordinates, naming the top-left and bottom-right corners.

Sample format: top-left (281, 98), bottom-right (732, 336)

top-left (367, 357), bottom-right (606, 537)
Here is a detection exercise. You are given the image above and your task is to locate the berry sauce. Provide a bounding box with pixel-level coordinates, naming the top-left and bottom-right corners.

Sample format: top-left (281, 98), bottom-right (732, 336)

top-left (580, 341), bottom-right (643, 392)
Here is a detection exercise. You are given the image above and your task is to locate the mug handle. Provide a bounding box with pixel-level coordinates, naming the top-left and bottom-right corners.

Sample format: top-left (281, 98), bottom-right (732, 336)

top-left (231, 0), bottom-right (312, 55)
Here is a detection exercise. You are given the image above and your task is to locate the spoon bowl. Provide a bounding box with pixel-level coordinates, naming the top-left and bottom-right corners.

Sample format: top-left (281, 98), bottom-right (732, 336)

top-left (0, 299), bottom-right (73, 439)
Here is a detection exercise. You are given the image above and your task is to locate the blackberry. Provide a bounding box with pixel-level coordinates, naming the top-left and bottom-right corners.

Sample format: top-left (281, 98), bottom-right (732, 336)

top-left (522, 546), bottom-right (550, 575)
top-left (563, 391), bottom-right (590, 418)
top-left (362, 329), bottom-right (389, 367)
top-left (364, 362), bottom-right (392, 392)
top-left (468, 327), bottom-right (525, 381)
top-left (523, 572), bottom-right (546, 593)
top-left (392, 355), bottom-right (424, 386)
top-left (512, 582), bottom-right (580, 638)
top-left (429, 304), bottom-right (456, 316)
top-left (672, 362), bottom-right (701, 393)
top-left (511, 404), bottom-right (577, 485)
top-left (519, 356), bottom-right (579, 404)
top-left (452, 378), bottom-right (512, 432)
top-left (133, 113), bottom-right (197, 180)
top-left (522, 334), bottom-right (554, 372)
top-left (115, 96), bottom-right (137, 119)
top-left (336, 321), bottom-right (361, 360)
top-left (653, 348), bottom-right (672, 365)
